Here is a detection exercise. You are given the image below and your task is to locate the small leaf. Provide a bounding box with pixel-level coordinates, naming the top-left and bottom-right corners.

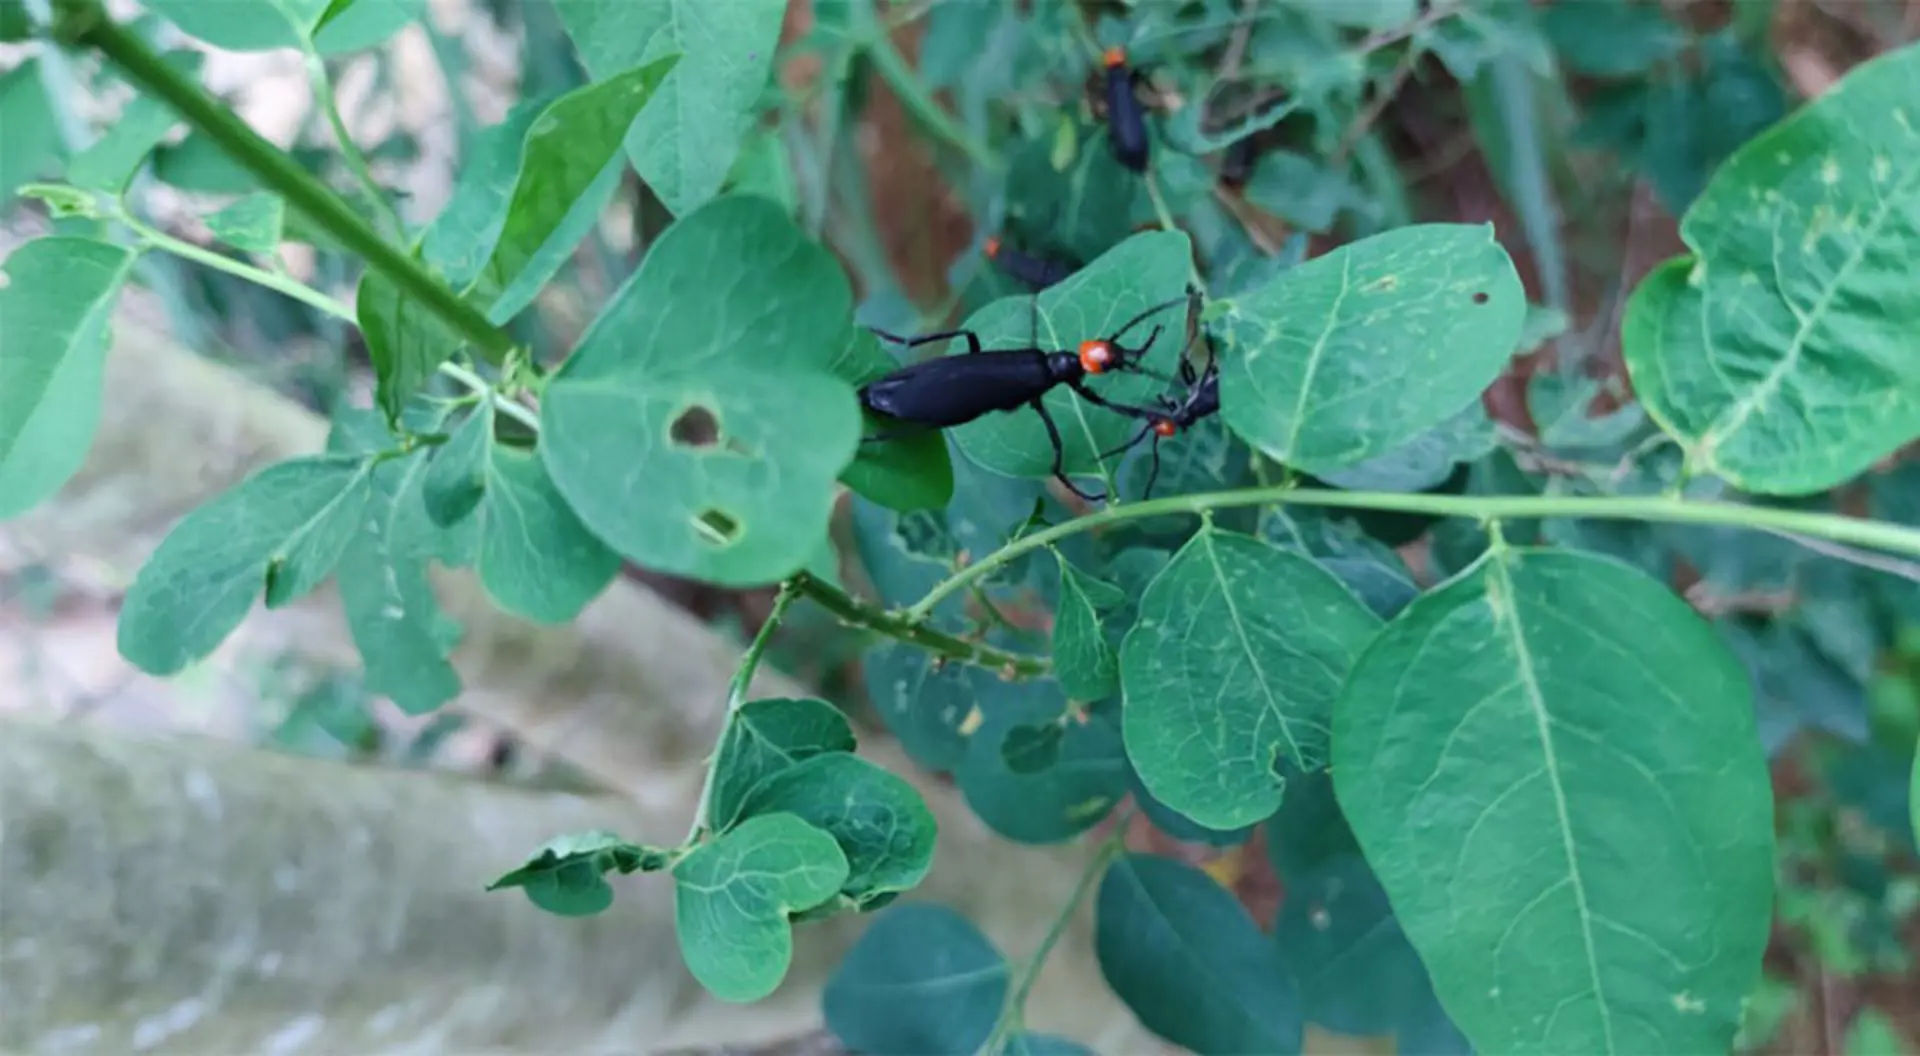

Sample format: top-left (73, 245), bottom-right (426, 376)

top-left (203, 193), bottom-right (286, 256)
top-left (1096, 853), bottom-right (1304, 1054)
top-left (471, 443), bottom-right (620, 623)
top-left (1001, 721), bottom-right (1064, 774)
top-left (1260, 506), bottom-right (1420, 621)
top-left (1121, 526), bottom-right (1382, 830)
top-left (1219, 223), bottom-right (1525, 473)
top-left (1621, 44), bottom-right (1920, 494)
top-left (118, 456), bottom-right (374, 674)
top-left (737, 752), bottom-right (937, 904)
top-left (724, 128), bottom-right (798, 215)
top-left (540, 195), bottom-right (861, 586)
top-left (1334, 547), bottom-right (1776, 1054)
top-left (147, 0), bottom-right (317, 50)
top-left (310, 0), bottom-right (422, 54)
top-left (421, 97), bottom-right (553, 288)
top-left (553, 0), bottom-right (785, 216)
top-left (65, 51), bottom-right (202, 193)
top-left (489, 828), bottom-right (665, 917)
top-left (356, 269), bottom-right (462, 426)
top-left (949, 230), bottom-right (1196, 484)
top-left (0, 60), bottom-right (62, 208)
top-left (0, 237), bottom-right (138, 519)
top-left (672, 812), bottom-right (848, 1002)
top-left (709, 697), bottom-right (856, 832)
top-left (1053, 556), bottom-right (1123, 702)
top-left (421, 404), bottom-right (490, 527)
top-left (829, 329), bottom-right (955, 512)
top-left (330, 404), bottom-right (468, 715)
top-left (823, 903), bottom-right (1009, 1056)
top-left (462, 55), bottom-right (680, 322)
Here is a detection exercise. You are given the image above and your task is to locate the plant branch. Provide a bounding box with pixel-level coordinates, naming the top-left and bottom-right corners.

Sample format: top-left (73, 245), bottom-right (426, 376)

top-left (302, 44), bottom-right (404, 238)
top-left (906, 485), bottom-right (1920, 620)
top-left (684, 582), bottom-right (804, 841)
top-left (789, 572), bottom-right (1050, 678)
top-left (114, 207), bottom-right (541, 433)
top-left (49, 0), bottom-right (518, 366)
top-left (981, 813), bottom-right (1130, 1052)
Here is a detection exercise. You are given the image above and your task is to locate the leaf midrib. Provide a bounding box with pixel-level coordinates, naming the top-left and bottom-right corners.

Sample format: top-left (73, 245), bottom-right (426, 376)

top-left (1282, 249), bottom-right (1356, 460)
top-left (1487, 553), bottom-right (1616, 1053)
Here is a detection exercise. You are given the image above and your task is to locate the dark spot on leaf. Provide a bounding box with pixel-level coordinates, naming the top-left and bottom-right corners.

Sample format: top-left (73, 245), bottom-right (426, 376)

top-left (670, 404), bottom-right (721, 447)
top-left (1471, 291), bottom-right (1490, 304)
top-left (695, 508), bottom-right (741, 545)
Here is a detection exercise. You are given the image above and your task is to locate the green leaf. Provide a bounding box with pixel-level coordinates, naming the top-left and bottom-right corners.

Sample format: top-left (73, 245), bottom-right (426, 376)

top-left (421, 404), bottom-right (489, 526)
top-left (1096, 853), bottom-right (1303, 1054)
top-left (823, 903), bottom-right (1009, 1056)
top-left (1274, 854), bottom-right (1448, 1041)
top-left (0, 60), bottom-right (62, 208)
top-left (1003, 1034), bottom-right (1095, 1056)
top-left (553, 0), bottom-right (784, 216)
top-left (1312, 398), bottom-right (1495, 492)
top-left (1240, 150), bottom-right (1370, 233)
top-left (1333, 547), bottom-right (1776, 1054)
top-left (0, 237), bottom-right (138, 520)
top-left (489, 828), bottom-right (665, 917)
top-left (1219, 223), bottom-right (1525, 473)
top-left (356, 269), bottom-right (462, 426)
top-left (204, 193), bottom-right (286, 255)
top-left (830, 328), bottom-right (954, 512)
top-left (671, 812), bottom-right (848, 1002)
top-left (709, 697), bottom-right (856, 833)
top-left (65, 51), bottom-right (201, 193)
top-left (1260, 506), bottom-right (1419, 620)
top-left (1121, 526), bottom-right (1383, 830)
top-left (146, 0), bottom-right (320, 52)
top-left (329, 407), bottom-right (466, 715)
top-left (737, 752), bottom-right (936, 904)
top-left (1052, 555), bottom-right (1124, 702)
top-left (310, 0), bottom-right (421, 53)
top-left (1621, 44), bottom-right (1920, 494)
top-left (540, 195), bottom-right (861, 586)
top-left (118, 456), bottom-right (374, 674)
top-left (153, 132), bottom-right (262, 195)
top-left (474, 440), bottom-right (620, 623)
top-left (1002, 722), bottom-right (1064, 774)
top-left (961, 689), bottom-right (1128, 844)
top-left (461, 55), bottom-right (679, 321)
top-left (949, 230), bottom-right (1196, 484)
top-left (1540, 0), bottom-right (1688, 78)
top-left (724, 129), bottom-right (798, 216)
top-left (420, 97), bottom-right (552, 288)
top-left (1281, 0), bottom-right (1415, 31)
top-left (861, 641), bottom-right (975, 771)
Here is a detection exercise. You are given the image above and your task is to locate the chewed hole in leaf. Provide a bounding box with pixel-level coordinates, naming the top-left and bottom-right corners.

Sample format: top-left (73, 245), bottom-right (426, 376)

top-left (670, 404), bottom-right (721, 447)
top-left (694, 508), bottom-right (742, 546)
top-left (1472, 291), bottom-right (1490, 304)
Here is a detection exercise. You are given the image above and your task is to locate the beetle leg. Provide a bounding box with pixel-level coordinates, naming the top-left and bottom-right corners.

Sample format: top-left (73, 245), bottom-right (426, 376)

top-left (1030, 398), bottom-right (1105, 502)
top-left (1143, 435), bottom-right (1164, 500)
top-left (868, 327), bottom-right (985, 356)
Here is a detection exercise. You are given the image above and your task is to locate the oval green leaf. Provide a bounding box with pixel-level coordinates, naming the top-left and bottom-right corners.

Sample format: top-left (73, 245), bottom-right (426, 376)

top-left (0, 237), bottom-right (137, 519)
top-left (672, 812), bottom-right (848, 1003)
top-left (1053, 555), bottom-right (1125, 702)
top-left (830, 328), bottom-right (954, 512)
top-left (1218, 223), bottom-right (1524, 473)
top-left (960, 690), bottom-right (1128, 845)
top-left (1621, 44), bottom-right (1920, 494)
top-left (709, 696), bottom-right (857, 833)
top-left (1333, 547), bottom-right (1777, 1054)
top-left (1121, 526), bottom-right (1383, 830)
top-left (540, 195), bottom-right (861, 586)
top-left (823, 903), bottom-right (1008, 1056)
top-left (1095, 853), bottom-right (1304, 1054)
top-left (737, 752), bottom-right (936, 904)
top-left (949, 230), bottom-right (1197, 484)
top-left (118, 456), bottom-right (373, 675)
top-left (475, 443), bottom-right (620, 624)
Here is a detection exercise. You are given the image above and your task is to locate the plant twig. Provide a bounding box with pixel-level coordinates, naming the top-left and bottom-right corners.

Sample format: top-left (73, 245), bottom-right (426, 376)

top-left (302, 44), bottom-right (404, 238)
top-left (49, 0), bottom-right (518, 366)
top-left (980, 812), bottom-right (1131, 1052)
top-left (686, 581), bottom-right (804, 841)
top-left (904, 486), bottom-right (1920, 621)
top-left (113, 206), bottom-right (541, 432)
top-left (789, 572), bottom-right (1050, 678)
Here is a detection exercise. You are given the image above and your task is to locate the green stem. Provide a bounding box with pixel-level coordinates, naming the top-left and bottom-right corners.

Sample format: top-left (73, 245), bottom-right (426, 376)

top-left (116, 208), bottom-right (541, 433)
top-left (790, 572), bottom-right (1050, 678)
top-left (50, 0), bottom-right (517, 366)
top-left (981, 813), bottom-right (1131, 1052)
top-left (907, 485), bottom-right (1920, 621)
top-left (302, 44), bottom-right (404, 238)
top-left (686, 581), bottom-right (804, 840)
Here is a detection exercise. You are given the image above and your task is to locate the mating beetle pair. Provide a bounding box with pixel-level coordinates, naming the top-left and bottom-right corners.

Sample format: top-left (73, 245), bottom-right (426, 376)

top-left (856, 265), bottom-right (1222, 503)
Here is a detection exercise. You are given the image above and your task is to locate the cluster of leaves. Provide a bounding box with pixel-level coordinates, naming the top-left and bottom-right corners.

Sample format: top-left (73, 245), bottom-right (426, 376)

top-left (3, 0), bottom-right (1919, 1054)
